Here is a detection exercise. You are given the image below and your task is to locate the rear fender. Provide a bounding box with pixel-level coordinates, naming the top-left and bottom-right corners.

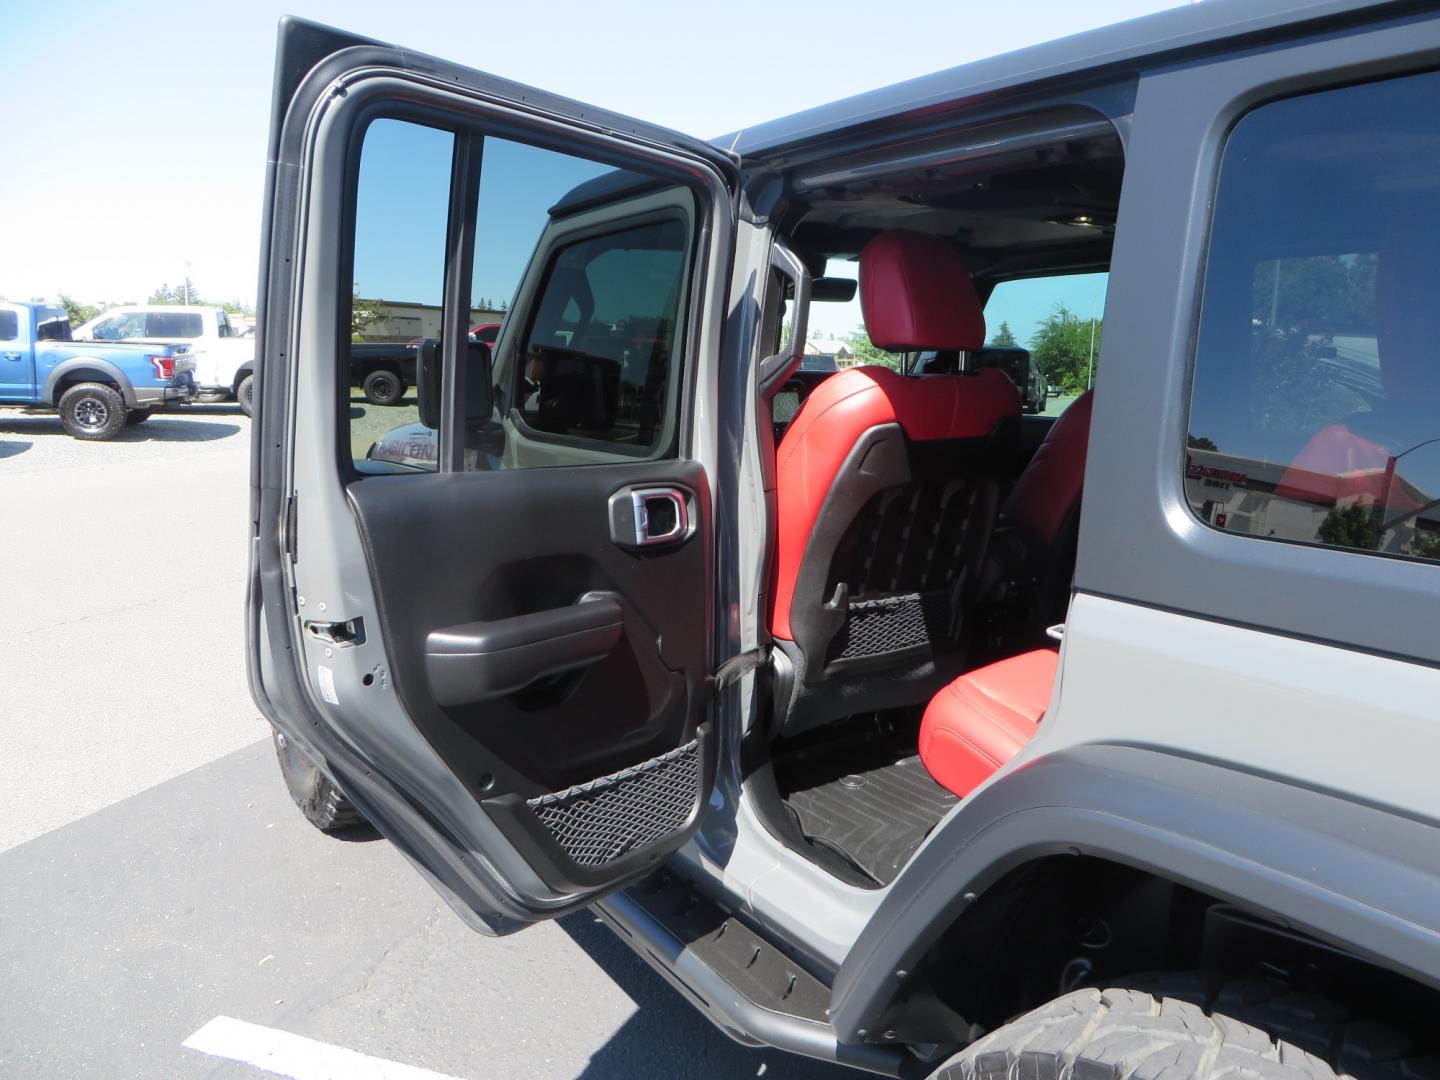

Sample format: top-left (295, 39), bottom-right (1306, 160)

top-left (43, 357), bottom-right (137, 408)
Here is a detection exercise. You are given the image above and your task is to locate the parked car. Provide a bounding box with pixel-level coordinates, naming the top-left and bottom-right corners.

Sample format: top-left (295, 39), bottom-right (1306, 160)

top-left (0, 302), bottom-right (194, 439)
top-left (967, 346), bottom-right (1049, 412)
top-left (251, 8), bottom-right (1440, 1079)
top-left (74, 305), bottom-right (254, 415)
top-left (348, 342), bottom-right (418, 405)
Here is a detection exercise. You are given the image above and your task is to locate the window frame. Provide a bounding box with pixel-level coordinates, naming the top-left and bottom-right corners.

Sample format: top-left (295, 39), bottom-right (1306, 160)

top-left (336, 100), bottom-right (714, 481)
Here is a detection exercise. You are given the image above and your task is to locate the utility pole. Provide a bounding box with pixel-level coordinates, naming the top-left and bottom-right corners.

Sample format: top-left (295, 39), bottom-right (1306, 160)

top-left (1087, 316), bottom-right (1097, 390)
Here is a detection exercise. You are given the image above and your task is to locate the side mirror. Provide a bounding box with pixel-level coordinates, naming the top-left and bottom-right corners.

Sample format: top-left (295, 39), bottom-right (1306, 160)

top-left (417, 338), bottom-right (493, 432)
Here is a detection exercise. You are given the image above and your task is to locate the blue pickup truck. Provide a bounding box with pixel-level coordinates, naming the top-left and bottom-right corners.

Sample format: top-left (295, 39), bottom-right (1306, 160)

top-left (0, 301), bottom-right (195, 439)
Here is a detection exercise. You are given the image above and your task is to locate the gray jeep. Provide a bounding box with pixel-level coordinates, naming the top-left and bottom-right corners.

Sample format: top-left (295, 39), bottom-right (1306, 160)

top-left (251, 4), bottom-right (1440, 1077)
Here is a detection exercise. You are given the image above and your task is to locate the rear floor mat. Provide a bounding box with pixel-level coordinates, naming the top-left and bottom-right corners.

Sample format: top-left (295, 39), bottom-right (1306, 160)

top-left (784, 755), bottom-right (957, 886)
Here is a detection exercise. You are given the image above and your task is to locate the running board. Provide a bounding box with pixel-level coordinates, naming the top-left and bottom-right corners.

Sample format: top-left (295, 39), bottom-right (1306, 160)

top-left (593, 873), bottom-right (906, 1077)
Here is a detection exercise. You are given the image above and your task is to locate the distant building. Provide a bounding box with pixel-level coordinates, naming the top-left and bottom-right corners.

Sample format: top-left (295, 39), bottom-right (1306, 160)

top-left (804, 338), bottom-right (857, 367)
top-left (363, 300), bottom-right (505, 341)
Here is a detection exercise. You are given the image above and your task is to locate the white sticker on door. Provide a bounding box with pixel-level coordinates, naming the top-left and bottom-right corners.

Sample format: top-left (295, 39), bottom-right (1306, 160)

top-left (317, 664), bottom-right (339, 705)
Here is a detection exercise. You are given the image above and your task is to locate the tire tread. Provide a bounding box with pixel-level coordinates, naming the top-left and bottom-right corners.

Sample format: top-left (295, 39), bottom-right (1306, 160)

top-left (932, 975), bottom-right (1430, 1080)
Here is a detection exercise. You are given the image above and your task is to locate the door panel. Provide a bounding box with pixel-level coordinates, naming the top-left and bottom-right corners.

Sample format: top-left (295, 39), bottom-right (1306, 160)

top-left (346, 460), bottom-right (711, 802)
top-left (249, 17), bottom-right (737, 932)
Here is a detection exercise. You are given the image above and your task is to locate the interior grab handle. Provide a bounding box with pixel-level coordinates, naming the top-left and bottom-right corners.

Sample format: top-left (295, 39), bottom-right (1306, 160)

top-left (757, 238), bottom-right (812, 397)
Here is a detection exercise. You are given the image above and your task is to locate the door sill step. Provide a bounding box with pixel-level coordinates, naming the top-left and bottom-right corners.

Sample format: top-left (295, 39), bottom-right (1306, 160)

top-left (594, 872), bottom-right (905, 1077)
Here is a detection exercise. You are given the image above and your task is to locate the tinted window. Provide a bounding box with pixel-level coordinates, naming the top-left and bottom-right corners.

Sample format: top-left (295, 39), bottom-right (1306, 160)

top-left (347, 118), bottom-right (454, 473)
top-left (514, 219), bottom-right (687, 453)
top-left (147, 312), bottom-right (204, 338)
top-left (0, 309), bottom-right (18, 341)
top-left (1187, 73), bottom-right (1440, 563)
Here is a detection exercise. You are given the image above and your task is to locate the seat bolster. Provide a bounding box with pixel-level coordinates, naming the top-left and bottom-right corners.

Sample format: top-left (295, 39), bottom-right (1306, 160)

top-left (919, 648), bottom-right (1059, 797)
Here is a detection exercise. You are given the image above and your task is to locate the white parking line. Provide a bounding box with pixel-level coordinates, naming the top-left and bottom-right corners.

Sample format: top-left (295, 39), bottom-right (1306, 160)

top-left (183, 1016), bottom-right (467, 1080)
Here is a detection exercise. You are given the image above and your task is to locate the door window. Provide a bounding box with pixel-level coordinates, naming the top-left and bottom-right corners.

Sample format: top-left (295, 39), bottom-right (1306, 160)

top-left (1186, 71), bottom-right (1440, 563)
top-left (91, 312), bottom-right (147, 340)
top-left (348, 118), bottom-right (455, 472)
top-left (347, 119), bottom-right (697, 474)
top-left (0, 309), bottom-right (18, 342)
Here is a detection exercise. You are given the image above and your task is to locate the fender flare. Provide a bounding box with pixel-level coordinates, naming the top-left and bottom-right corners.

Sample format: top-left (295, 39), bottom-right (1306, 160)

top-left (43, 356), bottom-right (137, 408)
top-left (829, 744), bottom-right (1440, 1041)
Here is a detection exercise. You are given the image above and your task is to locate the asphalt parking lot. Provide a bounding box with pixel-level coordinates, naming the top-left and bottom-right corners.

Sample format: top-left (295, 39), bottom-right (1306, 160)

top-left (0, 404), bottom-right (853, 1080)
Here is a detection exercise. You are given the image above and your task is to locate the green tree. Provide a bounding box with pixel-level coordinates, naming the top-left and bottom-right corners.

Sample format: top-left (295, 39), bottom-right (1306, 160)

top-left (351, 289), bottom-right (386, 341)
top-left (1316, 503), bottom-right (1377, 551)
top-left (988, 321), bottom-right (1018, 347)
top-left (842, 326), bottom-right (901, 371)
top-left (1029, 304), bottom-right (1100, 393)
top-left (58, 293), bottom-right (101, 328)
top-left (148, 277), bottom-right (200, 305)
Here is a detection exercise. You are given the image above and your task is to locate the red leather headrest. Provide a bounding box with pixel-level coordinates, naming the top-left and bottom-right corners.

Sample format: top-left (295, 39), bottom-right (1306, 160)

top-left (859, 231), bottom-right (985, 352)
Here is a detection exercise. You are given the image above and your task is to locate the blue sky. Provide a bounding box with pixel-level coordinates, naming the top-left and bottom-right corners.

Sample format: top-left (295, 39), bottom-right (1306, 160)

top-left (2, 0), bottom-right (1179, 334)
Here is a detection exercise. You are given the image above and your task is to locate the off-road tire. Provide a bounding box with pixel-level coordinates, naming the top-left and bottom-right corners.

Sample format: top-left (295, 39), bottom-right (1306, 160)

top-left (362, 367), bottom-right (405, 406)
top-left (271, 729), bottom-right (363, 833)
top-left (125, 409), bottom-right (151, 426)
top-left (236, 373), bottom-right (255, 417)
top-left (931, 975), bottom-right (1432, 1080)
top-left (58, 382), bottom-right (127, 440)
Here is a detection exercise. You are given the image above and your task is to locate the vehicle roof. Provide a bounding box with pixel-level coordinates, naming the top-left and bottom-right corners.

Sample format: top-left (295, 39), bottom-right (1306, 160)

top-left (99, 304), bottom-right (222, 313)
top-left (723, 0), bottom-right (1414, 157)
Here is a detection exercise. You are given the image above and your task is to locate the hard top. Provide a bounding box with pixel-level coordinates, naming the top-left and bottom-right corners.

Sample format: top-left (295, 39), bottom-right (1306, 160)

top-left (724, 0), bottom-right (1415, 157)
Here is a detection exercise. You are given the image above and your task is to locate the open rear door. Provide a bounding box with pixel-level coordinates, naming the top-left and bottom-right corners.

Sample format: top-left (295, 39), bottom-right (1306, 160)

top-left (247, 18), bottom-right (739, 932)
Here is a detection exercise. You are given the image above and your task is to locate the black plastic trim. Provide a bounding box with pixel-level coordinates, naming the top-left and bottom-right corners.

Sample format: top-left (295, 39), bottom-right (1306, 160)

top-left (425, 597), bottom-right (624, 705)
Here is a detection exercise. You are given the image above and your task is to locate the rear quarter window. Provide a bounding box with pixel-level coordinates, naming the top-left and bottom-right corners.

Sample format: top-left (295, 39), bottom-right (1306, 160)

top-left (147, 312), bottom-right (205, 338)
top-left (1186, 71), bottom-right (1440, 564)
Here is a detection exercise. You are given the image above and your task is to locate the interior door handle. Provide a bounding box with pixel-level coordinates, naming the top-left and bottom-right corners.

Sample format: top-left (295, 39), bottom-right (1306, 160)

top-left (425, 597), bottom-right (623, 706)
top-left (608, 485), bottom-right (695, 549)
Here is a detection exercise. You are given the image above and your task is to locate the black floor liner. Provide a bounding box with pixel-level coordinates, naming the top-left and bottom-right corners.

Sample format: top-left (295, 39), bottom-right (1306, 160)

top-left (784, 755), bottom-right (957, 886)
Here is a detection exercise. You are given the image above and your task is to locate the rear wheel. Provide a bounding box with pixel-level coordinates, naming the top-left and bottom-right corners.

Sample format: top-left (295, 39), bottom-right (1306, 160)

top-left (930, 975), bottom-right (1430, 1080)
top-left (271, 729), bottom-right (363, 833)
top-left (362, 368), bottom-right (405, 406)
top-left (58, 382), bottom-right (127, 440)
top-left (236, 373), bottom-right (255, 417)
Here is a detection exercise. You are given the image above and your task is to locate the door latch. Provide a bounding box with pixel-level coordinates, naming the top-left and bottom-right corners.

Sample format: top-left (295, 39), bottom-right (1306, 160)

top-left (305, 617), bottom-right (366, 648)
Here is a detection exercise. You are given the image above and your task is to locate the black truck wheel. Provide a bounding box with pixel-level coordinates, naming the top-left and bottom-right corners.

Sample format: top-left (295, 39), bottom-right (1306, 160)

top-left (931, 976), bottom-right (1426, 1080)
top-left (362, 368), bottom-right (405, 406)
top-left (272, 729), bottom-right (363, 833)
top-left (236, 373), bottom-right (255, 417)
top-left (58, 382), bottom-right (128, 440)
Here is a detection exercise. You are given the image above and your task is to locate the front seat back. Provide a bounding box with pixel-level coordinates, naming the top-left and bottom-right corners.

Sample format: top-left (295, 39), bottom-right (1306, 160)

top-left (769, 231), bottom-right (1020, 734)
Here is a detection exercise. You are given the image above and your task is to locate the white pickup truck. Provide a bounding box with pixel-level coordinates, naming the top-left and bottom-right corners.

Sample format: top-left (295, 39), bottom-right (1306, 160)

top-left (73, 305), bottom-right (256, 414)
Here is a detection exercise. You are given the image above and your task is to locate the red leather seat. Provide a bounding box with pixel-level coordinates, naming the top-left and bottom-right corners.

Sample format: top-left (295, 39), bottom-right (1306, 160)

top-left (919, 648), bottom-right (1059, 798)
top-left (982, 389), bottom-right (1093, 643)
top-left (1001, 389), bottom-right (1093, 546)
top-left (768, 231), bottom-right (1020, 735)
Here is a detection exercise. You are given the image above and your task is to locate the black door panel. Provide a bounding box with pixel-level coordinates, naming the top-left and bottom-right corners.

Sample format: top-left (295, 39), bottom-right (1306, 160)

top-left (346, 461), bottom-right (711, 799)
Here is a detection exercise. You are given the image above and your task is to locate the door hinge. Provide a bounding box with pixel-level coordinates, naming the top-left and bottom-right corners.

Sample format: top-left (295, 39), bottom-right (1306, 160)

top-left (710, 647), bottom-right (770, 693)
